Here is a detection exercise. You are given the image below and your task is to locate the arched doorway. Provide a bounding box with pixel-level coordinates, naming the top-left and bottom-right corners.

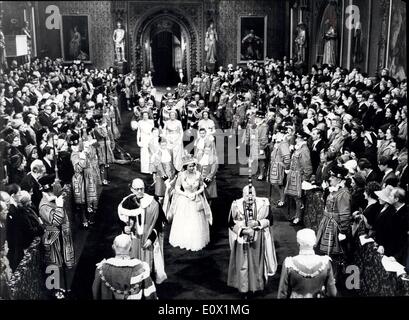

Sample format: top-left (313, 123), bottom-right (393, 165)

top-left (132, 9), bottom-right (200, 87)
top-left (150, 21), bottom-right (182, 86)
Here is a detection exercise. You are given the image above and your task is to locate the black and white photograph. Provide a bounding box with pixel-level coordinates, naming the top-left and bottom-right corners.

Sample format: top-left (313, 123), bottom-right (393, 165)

top-left (0, 0), bottom-right (408, 315)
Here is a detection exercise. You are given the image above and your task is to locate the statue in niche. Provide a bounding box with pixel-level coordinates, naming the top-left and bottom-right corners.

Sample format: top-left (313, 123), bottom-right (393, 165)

top-left (322, 20), bottom-right (337, 66)
top-left (294, 22), bottom-right (307, 64)
top-left (205, 21), bottom-right (218, 64)
top-left (113, 21), bottom-right (126, 62)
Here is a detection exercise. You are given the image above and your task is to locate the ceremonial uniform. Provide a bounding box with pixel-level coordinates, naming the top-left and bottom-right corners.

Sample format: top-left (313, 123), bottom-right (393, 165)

top-left (191, 75), bottom-right (202, 93)
top-left (227, 197), bottom-right (277, 293)
top-left (39, 194), bottom-right (75, 268)
top-left (316, 187), bottom-right (351, 256)
top-left (246, 118), bottom-right (269, 179)
top-left (93, 124), bottom-right (115, 166)
top-left (71, 149), bottom-right (98, 210)
top-left (216, 91), bottom-right (229, 127)
top-left (186, 102), bottom-right (201, 129)
top-left (197, 160), bottom-right (218, 200)
top-left (118, 193), bottom-right (167, 283)
top-left (200, 74), bottom-right (211, 101)
top-left (284, 142), bottom-right (313, 220)
top-left (209, 76), bottom-right (221, 106)
top-left (92, 256), bottom-right (157, 300)
top-left (269, 139), bottom-right (291, 204)
top-left (151, 147), bottom-right (176, 197)
top-left (278, 252), bottom-right (336, 298)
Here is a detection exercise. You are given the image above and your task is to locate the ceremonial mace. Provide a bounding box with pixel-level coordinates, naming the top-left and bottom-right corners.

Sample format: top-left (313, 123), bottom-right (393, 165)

top-left (245, 157), bottom-right (255, 242)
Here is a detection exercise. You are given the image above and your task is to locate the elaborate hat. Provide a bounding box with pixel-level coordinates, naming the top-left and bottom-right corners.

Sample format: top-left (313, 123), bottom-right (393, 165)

top-left (255, 110), bottom-right (266, 118)
top-left (182, 153), bottom-right (197, 166)
top-left (295, 130), bottom-right (309, 141)
top-left (276, 125), bottom-right (287, 134)
top-left (69, 132), bottom-right (80, 146)
top-left (375, 185), bottom-right (395, 205)
top-left (329, 165), bottom-right (349, 180)
top-left (38, 174), bottom-right (55, 192)
top-left (25, 144), bottom-right (38, 158)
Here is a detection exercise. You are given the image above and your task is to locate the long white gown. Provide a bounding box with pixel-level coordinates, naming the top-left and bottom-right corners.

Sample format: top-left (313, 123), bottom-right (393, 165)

top-left (168, 170), bottom-right (212, 251)
top-left (137, 119), bottom-right (154, 173)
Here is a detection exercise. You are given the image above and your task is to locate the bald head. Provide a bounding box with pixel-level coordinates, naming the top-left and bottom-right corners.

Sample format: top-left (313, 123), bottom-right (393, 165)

top-left (130, 178), bottom-right (145, 199)
top-left (113, 234), bottom-right (132, 254)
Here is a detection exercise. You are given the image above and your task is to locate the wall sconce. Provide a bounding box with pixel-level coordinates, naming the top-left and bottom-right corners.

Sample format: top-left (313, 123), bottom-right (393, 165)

top-left (145, 41), bottom-right (149, 49)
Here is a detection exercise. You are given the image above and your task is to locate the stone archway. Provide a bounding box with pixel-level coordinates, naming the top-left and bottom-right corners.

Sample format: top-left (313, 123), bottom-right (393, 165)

top-left (131, 8), bottom-right (201, 85)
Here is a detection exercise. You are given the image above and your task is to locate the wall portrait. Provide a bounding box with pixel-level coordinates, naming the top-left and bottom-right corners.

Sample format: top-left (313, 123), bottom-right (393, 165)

top-left (386, 0), bottom-right (406, 81)
top-left (237, 16), bottom-right (267, 63)
top-left (60, 15), bottom-right (91, 63)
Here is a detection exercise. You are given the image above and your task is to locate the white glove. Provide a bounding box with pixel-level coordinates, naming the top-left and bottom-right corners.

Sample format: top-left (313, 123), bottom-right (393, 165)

top-left (55, 195), bottom-right (64, 207)
top-left (338, 233), bottom-right (346, 241)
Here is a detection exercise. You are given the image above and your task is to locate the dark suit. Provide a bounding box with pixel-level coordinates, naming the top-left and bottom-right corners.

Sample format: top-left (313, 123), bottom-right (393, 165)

top-left (38, 111), bottom-right (54, 131)
top-left (309, 139), bottom-right (325, 174)
top-left (20, 173), bottom-right (42, 211)
top-left (42, 158), bottom-right (55, 175)
top-left (381, 170), bottom-right (398, 187)
top-left (366, 170), bottom-right (381, 183)
top-left (374, 205), bottom-right (397, 257)
top-left (315, 161), bottom-right (336, 186)
top-left (393, 205), bottom-right (409, 265)
top-left (398, 165), bottom-right (408, 191)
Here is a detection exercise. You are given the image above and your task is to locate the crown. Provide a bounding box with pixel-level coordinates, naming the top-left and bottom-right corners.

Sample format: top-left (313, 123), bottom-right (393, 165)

top-left (182, 153), bottom-right (197, 166)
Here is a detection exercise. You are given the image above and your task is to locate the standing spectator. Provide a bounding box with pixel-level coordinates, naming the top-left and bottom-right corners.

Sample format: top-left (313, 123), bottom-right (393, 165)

top-left (316, 166), bottom-right (351, 277)
top-left (378, 155), bottom-right (398, 188)
top-left (38, 174), bottom-right (75, 269)
top-left (268, 125), bottom-right (291, 207)
top-left (284, 130), bottom-right (313, 226)
top-left (20, 159), bottom-right (46, 211)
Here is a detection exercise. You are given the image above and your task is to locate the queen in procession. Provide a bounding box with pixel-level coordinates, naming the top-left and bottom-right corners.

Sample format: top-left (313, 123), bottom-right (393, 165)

top-left (167, 153), bottom-right (213, 251)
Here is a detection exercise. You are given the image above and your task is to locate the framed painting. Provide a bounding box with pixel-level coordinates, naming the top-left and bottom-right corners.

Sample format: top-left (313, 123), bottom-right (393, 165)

top-left (60, 15), bottom-right (91, 63)
top-left (237, 15), bottom-right (267, 63)
top-left (386, 0), bottom-right (406, 81)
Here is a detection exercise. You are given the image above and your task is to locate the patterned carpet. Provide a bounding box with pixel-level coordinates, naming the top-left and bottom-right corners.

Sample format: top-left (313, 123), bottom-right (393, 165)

top-left (69, 93), bottom-right (300, 299)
